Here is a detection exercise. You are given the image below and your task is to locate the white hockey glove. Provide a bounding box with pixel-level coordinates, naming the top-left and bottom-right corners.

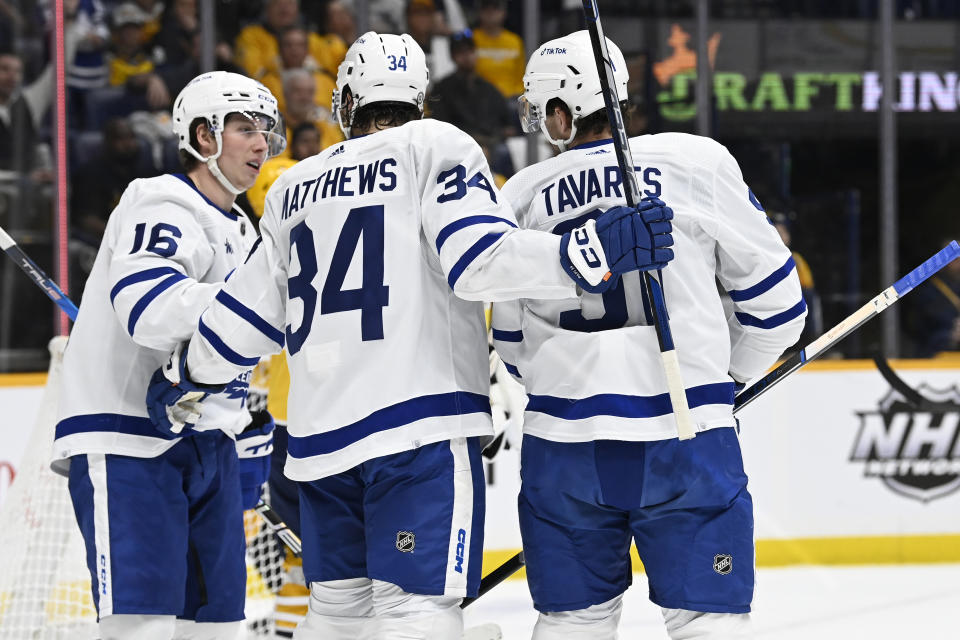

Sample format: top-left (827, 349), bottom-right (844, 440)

top-left (484, 349), bottom-right (526, 459)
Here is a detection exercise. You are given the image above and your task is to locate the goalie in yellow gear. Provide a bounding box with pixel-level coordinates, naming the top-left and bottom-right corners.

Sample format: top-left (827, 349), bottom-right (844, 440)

top-left (247, 153), bottom-right (306, 636)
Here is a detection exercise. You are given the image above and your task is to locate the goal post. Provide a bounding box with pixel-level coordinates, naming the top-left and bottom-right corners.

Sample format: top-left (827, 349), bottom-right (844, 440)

top-left (0, 337), bottom-right (287, 637)
top-left (0, 337), bottom-right (96, 638)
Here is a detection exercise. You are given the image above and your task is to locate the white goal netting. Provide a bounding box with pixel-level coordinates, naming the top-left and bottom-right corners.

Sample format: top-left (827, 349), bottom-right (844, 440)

top-left (0, 338), bottom-right (286, 638)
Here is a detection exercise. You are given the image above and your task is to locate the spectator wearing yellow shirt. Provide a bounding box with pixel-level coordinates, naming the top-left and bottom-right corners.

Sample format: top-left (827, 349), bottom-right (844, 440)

top-left (287, 121), bottom-right (322, 159)
top-left (245, 122), bottom-right (319, 223)
top-left (114, 0), bottom-right (164, 45)
top-left (472, 0), bottom-right (524, 98)
top-left (234, 0), bottom-right (346, 81)
top-left (278, 68), bottom-right (344, 155)
top-left (261, 26), bottom-right (337, 115)
top-left (108, 5), bottom-right (154, 87)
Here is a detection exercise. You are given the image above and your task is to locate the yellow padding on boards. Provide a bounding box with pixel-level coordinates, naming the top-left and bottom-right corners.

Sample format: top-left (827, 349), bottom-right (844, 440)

top-left (0, 372), bottom-right (47, 386)
top-left (4, 356), bottom-right (960, 389)
top-left (757, 534), bottom-right (960, 566)
top-left (480, 534), bottom-right (960, 581)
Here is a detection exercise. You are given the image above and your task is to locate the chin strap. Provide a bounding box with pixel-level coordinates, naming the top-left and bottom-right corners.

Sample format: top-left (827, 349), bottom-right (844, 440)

top-left (206, 128), bottom-right (245, 195)
top-left (206, 156), bottom-right (244, 196)
top-left (541, 120), bottom-right (578, 153)
top-left (183, 129), bottom-right (246, 196)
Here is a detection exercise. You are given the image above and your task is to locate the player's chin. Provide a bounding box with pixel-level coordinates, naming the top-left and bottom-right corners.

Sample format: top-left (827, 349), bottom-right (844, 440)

top-left (238, 166), bottom-right (261, 189)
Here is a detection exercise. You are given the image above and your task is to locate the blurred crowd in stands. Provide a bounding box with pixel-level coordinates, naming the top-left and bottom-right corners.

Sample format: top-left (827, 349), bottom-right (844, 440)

top-left (0, 0), bottom-right (538, 269)
top-left (0, 0), bottom-right (957, 368)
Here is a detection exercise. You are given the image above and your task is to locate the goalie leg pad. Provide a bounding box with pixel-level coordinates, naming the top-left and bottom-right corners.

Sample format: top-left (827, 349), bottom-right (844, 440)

top-left (372, 579), bottom-right (463, 640)
top-left (662, 609), bottom-right (753, 639)
top-left (274, 556), bottom-right (309, 636)
top-left (531, 594), bottom-right (623, 640)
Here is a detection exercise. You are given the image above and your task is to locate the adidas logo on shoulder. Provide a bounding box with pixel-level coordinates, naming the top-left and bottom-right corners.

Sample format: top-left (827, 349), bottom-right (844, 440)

top-left (329, 144), bottom-right (345, 158)
top-left (586, 148), bottom-right (610, 155)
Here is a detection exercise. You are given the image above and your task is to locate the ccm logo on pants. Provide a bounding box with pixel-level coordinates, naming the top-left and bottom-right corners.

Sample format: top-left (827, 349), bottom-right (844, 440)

top-left (454, 529), bottom-right (467, 573)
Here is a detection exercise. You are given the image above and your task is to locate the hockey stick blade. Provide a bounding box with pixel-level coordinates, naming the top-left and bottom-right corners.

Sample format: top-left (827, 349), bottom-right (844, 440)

top-left (255, 500), bottom-right (302, 557)
top-left (0, 225), bottom-right (78, 321)
top-left (580, 0), bottom-right (695, 440)
top-left (735, 240), bottom-right (960, 412)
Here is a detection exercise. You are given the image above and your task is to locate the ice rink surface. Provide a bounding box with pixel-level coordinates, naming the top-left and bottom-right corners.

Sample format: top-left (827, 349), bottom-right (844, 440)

top-left (463, 563), bottom-right (960, 639)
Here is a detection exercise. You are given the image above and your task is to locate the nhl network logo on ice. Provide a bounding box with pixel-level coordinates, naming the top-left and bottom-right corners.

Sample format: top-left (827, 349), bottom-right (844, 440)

top-left (851, 385), bottom-right (960, 502)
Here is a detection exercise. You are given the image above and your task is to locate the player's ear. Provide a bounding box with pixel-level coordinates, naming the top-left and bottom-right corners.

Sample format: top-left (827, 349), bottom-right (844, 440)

top-left (195, 121), bottom-right (216, 155)
top-left (552, 104), bottom-right (572, 137)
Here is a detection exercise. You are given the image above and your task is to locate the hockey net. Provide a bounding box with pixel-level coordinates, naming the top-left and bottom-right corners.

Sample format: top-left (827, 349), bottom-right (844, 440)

top-left (0, 338), bottom-right (287, 638)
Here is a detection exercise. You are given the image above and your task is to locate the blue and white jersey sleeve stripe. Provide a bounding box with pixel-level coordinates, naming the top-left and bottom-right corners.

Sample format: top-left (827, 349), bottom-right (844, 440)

top-left (491, 301), bottom-right (524, 382)
top-left (107, 206), bottom-right (221, 352)
top-left (711, 148), bottom-right (806, 381)
top-left (53, 174), bottom-right (259, 463)
top-left (187, 218), bottom-right (288, 385)
top-left (414, 122), bottom-right (577, 303)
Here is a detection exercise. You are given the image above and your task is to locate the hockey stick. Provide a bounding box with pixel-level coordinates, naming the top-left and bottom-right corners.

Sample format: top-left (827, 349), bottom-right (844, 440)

top-left (734, 240), bottom-right (960, 412)
top-left (461, 551), bottom-right (525, 609)
top-left (254, 500), bottom-right (302, 558)
top-left (471, 242), bottom-right (960, 602)
top-left (0, 225), bottom-right (79, 321)
top-left (581, 0), bottom-right (694, 440)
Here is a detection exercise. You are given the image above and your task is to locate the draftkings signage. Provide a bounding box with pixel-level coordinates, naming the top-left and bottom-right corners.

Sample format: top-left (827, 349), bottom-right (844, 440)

top-left (658, 69), bottom-right (960, 120)
top-left (606, 19), bottom-right (960, 135)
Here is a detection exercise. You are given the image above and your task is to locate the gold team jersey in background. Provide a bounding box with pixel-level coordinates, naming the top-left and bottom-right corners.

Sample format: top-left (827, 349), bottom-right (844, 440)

top-left (472, 27), bottom-right (525, 98)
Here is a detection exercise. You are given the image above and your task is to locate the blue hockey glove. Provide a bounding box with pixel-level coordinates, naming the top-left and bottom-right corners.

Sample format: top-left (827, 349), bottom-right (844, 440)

top-left (560, 197), bottom-right (675, 293)
top-left (236, 410), bottom-right (275, 510)
top-left (146, 342), bottom-right (225, 437)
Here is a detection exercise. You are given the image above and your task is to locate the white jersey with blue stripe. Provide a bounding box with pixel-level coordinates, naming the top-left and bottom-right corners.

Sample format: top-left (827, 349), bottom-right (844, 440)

top-left (182, 119), bottom-right (577, 481)
top-left (53, 174), bottom-right (256, 464)
top-left (492, 133), bottom-right (806, 443)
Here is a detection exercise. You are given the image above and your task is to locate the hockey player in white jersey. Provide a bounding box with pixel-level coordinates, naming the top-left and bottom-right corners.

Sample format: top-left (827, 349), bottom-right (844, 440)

top-left (144, 32), bottom-right (674, 640)
top-left (52, 72), bottom-right (285, 640)
top-left (492, 32), bottom-right (807, 640)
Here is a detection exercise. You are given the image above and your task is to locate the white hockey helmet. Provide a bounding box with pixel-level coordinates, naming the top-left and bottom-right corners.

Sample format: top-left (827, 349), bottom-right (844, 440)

top-left (332, 31), bottom-right (429, 138)
top-left (519, 30), bottom-right (628, 150)
top-left (172, 71), bottom-right (286, 195)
